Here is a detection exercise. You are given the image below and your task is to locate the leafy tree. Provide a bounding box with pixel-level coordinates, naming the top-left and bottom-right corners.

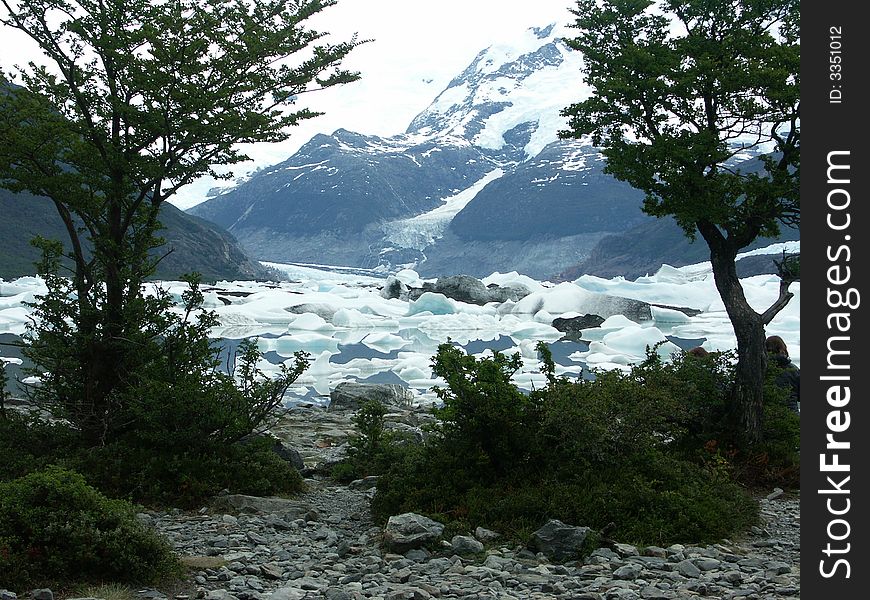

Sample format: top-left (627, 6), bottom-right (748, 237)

top-left (560, 0), bottom-right (799, 443)
top-left (0, 0), bottom-right (360, 444)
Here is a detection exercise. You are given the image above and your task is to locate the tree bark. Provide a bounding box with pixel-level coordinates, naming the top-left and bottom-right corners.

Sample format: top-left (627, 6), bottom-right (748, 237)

top-left (699, 222), bottom-right (767, 445)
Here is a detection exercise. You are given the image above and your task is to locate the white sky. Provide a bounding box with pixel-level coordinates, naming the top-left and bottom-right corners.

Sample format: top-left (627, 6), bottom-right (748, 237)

top-left (1, 0), bottom-right (578, 208)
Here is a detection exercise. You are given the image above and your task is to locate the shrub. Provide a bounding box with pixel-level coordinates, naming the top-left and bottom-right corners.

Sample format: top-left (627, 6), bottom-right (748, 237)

top-left (0, 467), bottom-right (180, 590)
top-left (9, 276), bottom-right (309, 507)
top-left (371, 343), bottom-right (760, 547)
top-left (72, 437), bottom-right (304, 508)
top-left (332, 399), bottom-right (416, 483)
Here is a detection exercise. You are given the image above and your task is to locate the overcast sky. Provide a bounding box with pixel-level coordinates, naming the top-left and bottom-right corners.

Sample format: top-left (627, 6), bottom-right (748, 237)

top-left (0, 0), bottom-right (579, 207)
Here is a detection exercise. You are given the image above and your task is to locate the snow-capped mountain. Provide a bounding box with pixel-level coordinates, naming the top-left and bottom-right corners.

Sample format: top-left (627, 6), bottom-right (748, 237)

top-left (189, 24), bottom-right (779, 279)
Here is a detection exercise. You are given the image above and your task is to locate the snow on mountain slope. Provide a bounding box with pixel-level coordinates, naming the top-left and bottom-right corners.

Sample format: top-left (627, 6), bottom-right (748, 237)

top-left (381, 168), bottom-right (506, 251)
top-left (406, 23), bottom-right (588, 159)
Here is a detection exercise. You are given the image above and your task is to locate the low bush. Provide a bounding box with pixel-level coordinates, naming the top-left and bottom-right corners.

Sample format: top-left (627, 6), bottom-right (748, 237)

top-left (74, 436), bottom-right (304, 508)
top-left (0, 467), bottom-right (180, 591)
top-left (372, 342), bottom-right (770, 547)
top-left (331, 399), bottom-right (415, 483)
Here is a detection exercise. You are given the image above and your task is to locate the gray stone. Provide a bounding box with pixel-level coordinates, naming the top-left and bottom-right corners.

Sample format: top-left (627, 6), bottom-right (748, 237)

top-left (383, 512), bottom-right (445, 553)
top-left (766, 487), bottom-right (785, 500)
top-left (474, 526), bottom-right (501, 542)
top-left (260, 562), bottom-right (284, 580)
top-left (527, 519), bottom-right (593, 563)
top-left (552, 314), bottom-right (605, 334)
top-left (613, 563), bottom-right (643, 580)
top-left (348, 476), bottom-right (379, 491)
top-left (432, 275), bottom-right (493, 305)
top-left (329, 382), bottom-right (413, 411)
top-left (205, 592), bottom-right (237, 600)
top-left (0, 591), bottom-right (17, 600)
top-left (695, 557), bottom-right (722, 571)
top-left (31, 591), bottom-right (53, 600)
top-left (721, 570), bottom-right (743, 584)
top-left (451, 535), bottom-right (484, 555)
top-left (676, 559), bottom-right (701, 578)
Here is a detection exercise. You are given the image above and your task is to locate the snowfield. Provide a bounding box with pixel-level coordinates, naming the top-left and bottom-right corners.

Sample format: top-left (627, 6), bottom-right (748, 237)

top-left (0, 243), bottom-right (799, 406)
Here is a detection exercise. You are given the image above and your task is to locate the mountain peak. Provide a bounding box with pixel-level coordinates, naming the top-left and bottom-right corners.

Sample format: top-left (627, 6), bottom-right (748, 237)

top-left (405, 23), bottom-right (586, 160)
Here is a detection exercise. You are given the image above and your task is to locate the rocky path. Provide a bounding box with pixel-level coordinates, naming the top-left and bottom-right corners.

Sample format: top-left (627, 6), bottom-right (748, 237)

top-left (142, 475), bottom-right (800, 600)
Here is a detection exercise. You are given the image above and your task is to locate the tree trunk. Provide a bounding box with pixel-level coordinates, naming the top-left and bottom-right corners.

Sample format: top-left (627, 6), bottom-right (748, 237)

top-left (706, 242), bottom-right (767, 445)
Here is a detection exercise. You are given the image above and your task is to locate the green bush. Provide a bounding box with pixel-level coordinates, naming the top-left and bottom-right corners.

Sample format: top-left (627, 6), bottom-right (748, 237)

top-left (71, 437), bottom-right (304, 508)
top-left (331, 399), bottom-right (416, 483)
top-left (6, 276), bottom-right (310, 507)
top-left (0, 467), bottom-right (180, 590)
top-left (371, 343), bottom-right (763, 547)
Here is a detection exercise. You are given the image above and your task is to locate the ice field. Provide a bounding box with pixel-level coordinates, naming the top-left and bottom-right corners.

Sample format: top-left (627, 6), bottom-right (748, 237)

top-left (0, 242), bottom-right (800, 405)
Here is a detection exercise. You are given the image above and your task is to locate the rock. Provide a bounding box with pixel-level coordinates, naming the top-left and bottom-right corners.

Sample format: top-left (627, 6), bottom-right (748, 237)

top-left (766, 487), bottom-right (785, 500)
top-left (527, 519), bottom-right (593, 563)
top-left (676, 559), bottom-right (702, 578)
top-left (613, 542), bottom-right (640, 557)
top-left (381, 276), bottom-right (409, 300)
top-left (328, 382), bottom-right (414, 411)
top-left (552, 314), bottom-right (605, 334)
top-left (348, 475), bottom-right (379, 491)
top-left (433, 275), bottom-right (496, 305)
top-left (31, 591), bottom-right (53, 600)
top-left (383, 512), bottom-right (445, 553)
top-left (211, 494), bottom-right (311, 516)
top-left (0, 592), bottom-right (16, 600)
top-left (450, 534), bottom-right (484, 555)
top-left (204, 592), bottom-right (236, 600)
top-left (613, 564), bottom-right (642, 580)
top-left (474, 526), bottom-right (501, 542)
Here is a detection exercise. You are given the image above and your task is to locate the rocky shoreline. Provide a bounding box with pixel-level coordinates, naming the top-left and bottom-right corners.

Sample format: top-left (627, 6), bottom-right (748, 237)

top-left (136, 478), bottom-right (798, 600)
top-left (1, 402), bottom-right (799, 600)
top-left (142, 402), bottom-right (800, 600)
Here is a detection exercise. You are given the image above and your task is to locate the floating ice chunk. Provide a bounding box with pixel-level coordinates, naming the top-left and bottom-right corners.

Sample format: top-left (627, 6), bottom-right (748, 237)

top-left (650, 306), bottom-right (692, 324)
top-left (362, 332), bottom-right (409, 353)
top-left (598, 315), bottom-right (638, 329)
top-left (263, 333), bottom-right (339, 356)
top-left (601, 326), bottom-right (678, 358)
top-left (651, 264), bottom-right (691, 283)
top-left (482, 271), bottom-right (545, 293)
top-left (407, 292), bottom-right (456, 316)
top-left (513, 282), bottom-right (652, 321)
top-left (508, 320), bottom-right (561, 341)
top-left (0, 307), bottom-right (32, 336)
top-left (533, 310), bottom-right (554, 324)
top-left (288, 312), bottom-right (335, 332)
top-left (333, 308), bottom-right (378, 328)
top-left (395, 269), bottom-right (424, 287)
top-left (307, 350), bottom-right (336, 376)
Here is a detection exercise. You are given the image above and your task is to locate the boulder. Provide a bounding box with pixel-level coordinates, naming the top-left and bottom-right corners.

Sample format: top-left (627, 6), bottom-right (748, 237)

top-left (432, 275), bottom-right (493, 305)
top-left (527, 519), bottom-right (593, 563)
top-left (328, 382), bottom-right (413, 411)
top-left (450, 535), bottom-right (484, 555)
top-left (552, 314), bottom-right (605, 334)
top-left (383, 513), bottom-right (445, 553)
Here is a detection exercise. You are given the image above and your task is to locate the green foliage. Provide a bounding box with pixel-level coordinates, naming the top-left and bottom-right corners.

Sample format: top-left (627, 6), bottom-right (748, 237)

top-left (0, 467), bottom-right (180, 591)
top-left (2, 275), bottom-right (308, 507)
top-left (331, 400), bottom-right (414, 483)
top-left (74, 437), bottom-right (304, 508)
top-left (560, 0), bottom-right (800, 444)
top-left (0, 0), bottom-right (358, 448)
top-left (372, 343), bottom-right (767, 548)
